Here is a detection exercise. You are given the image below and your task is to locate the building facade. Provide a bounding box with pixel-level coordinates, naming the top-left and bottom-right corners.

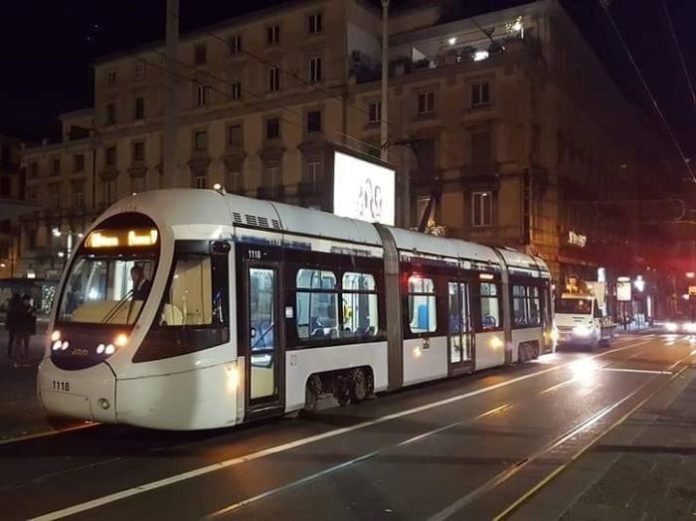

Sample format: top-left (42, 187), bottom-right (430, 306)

top-left (19, 0), bottom-right (661, 304)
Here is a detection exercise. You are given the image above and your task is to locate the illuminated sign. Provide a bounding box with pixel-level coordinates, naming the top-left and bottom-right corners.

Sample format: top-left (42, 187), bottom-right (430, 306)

top-left (567, 231), bottom-right (587, 248)
top-left (87, 232), bottom-right (120, 248)
top-left (617, 277), bottom-right (632, 302)
top-left (86, 228), bottom-right (158, 248)
top-left (128, 229), bottom-right (158, 246)
top-left (332, 151), bottom-right (395, 226)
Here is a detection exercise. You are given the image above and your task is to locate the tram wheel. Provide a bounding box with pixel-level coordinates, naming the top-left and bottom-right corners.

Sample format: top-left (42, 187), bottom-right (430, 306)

top-left (350, 368), bottom-right (369, 403)
top-left (305, 374), bottom-right (323, 411)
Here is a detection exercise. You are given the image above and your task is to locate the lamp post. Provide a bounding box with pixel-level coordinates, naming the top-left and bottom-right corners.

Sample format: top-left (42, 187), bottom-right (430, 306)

top-left (52, 228), bottom-right (84, 265)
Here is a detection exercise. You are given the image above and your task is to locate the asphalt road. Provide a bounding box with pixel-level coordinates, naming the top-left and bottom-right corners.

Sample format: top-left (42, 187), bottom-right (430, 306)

top-left (1, 332), bottom-right (692, 521)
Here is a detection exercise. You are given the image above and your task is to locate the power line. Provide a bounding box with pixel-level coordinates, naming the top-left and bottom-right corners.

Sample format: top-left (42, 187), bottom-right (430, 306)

top-left (127, 53), bottom-right (333, 148)
top-left (598, 0), bottom-right (696, 183)
top-left (660, 0), bottom-right (696, 118)
top-left (167, 9), bottom-right (400, 143)
top-left (153, 50), bottom-right (381, 154)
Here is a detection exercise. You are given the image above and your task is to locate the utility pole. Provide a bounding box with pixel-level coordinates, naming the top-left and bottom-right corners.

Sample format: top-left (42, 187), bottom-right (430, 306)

top-left (380, 0), bottom-right (389, 164)
top-left (163, 0), bottom-right (180, 186)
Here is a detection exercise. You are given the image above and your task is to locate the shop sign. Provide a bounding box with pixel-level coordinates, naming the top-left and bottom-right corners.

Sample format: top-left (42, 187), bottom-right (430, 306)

top-left (567, 230), bottom-right (587, 248)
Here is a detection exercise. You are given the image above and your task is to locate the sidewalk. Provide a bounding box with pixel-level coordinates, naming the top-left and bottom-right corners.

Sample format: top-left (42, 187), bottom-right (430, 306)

top-left (513, 367), bottom-right (696, 520)
top-left (0, 323), bottom-right (55, 442)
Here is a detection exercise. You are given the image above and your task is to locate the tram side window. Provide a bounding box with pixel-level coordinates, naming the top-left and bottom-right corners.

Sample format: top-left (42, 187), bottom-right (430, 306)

top-left (159, 255), bottom-right (223, 327)
top-left (512, 284), bottom-right (540, 327)
top-left (296, 269), bottom-right (339, 340)
top-left (479, 282), bottom-right (500, 330)
top-left (408, 275), bottom-right (437, 333)
top-left (341, 272), bottom-right (379, 338)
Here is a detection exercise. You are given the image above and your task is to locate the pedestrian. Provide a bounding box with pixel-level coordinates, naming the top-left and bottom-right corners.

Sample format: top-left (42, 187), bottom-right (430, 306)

top-left (14, 294), bottom-right (36, 368)
top-left (5, 293), bottom-right (21, 361)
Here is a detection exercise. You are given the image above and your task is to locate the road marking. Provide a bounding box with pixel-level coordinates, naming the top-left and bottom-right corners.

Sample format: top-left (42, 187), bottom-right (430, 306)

top-left (29, 339), bottom-right (651, 521)
top-left (538, 379), bottom-right (575, 395)
top-left (428, 378), bottom-right (657, 521)
top-left (492, 353), bottom-right (695, 520)
top-left (0, 422), bottom-right (97, 447)
top-left (602, 368), bottom-right (673, 375)
top-left (206, 403), bottom-right (513, 519)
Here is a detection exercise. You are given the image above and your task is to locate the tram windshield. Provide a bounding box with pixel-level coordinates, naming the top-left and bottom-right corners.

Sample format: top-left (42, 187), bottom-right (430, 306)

top-left (57, 254), bottom-right (157, 325)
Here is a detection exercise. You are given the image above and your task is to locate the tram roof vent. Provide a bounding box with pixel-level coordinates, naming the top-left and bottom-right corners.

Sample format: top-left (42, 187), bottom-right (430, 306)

top-left (232, 212), bottom-right (243, 224)
top-left (258, 216), bottom-right (269, 228)
top-left (245, 214), bottom-right (258, 227)
top-left (271, 219), bottom-right (281, 230)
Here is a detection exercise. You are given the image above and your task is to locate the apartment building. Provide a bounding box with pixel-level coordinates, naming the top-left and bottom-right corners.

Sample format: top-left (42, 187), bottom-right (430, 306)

top-left (0, 134), bottom-right (35, 277)
top-left (347, 0), bottom-right (659, 286)
top-left (19, 0), bottom-right (661, 293)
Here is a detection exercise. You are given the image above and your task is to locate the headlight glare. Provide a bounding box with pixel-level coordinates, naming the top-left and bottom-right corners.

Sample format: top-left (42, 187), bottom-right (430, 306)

top-left (572, 325), bottom-right (593, 337)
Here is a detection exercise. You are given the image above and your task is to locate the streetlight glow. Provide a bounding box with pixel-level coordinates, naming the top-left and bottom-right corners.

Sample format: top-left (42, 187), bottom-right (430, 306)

top-left (687, 272), bottom-right (695, 279)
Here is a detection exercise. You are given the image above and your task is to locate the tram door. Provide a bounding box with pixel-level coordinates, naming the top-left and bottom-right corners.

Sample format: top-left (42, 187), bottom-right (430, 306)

top-left (245, 264), bottom-right (283, 414)
top-left (448, 281), bottom-right (474, 373)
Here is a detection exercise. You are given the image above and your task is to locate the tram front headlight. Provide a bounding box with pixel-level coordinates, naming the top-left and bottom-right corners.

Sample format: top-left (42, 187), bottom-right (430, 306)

top-left (104, 344), bottom-right (115, 356)
top-left (96, 343), bottom-right (105, 354)
top-left (52, 340), bottom-right (62, 351)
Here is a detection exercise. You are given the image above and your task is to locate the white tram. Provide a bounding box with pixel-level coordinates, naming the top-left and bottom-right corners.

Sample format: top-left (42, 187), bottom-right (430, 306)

top-left (38, 189), bottom-right (553, 430)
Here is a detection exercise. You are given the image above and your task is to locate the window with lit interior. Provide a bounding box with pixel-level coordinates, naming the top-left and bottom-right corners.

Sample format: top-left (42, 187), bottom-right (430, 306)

top-left (341, 272), bottom-right (379, 338)
top-left (295, 269), bottom-right (338, 341)
top-left (479, 281), bottom-right (500, 330)
top-left (408, 275), bottom-right (437, 333)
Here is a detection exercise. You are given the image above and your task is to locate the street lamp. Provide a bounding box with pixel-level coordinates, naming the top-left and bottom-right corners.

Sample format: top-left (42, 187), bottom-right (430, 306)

top-left (687, 272), bottom-right (695, 279)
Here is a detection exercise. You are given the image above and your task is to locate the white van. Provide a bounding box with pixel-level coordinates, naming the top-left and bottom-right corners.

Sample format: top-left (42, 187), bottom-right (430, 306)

top-left (555, 293), bottom-right (615, 349)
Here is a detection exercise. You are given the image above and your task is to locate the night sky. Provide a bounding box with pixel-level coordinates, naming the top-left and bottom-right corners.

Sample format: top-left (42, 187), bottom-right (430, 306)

top-left (2, 0), bottom-right (696, 175)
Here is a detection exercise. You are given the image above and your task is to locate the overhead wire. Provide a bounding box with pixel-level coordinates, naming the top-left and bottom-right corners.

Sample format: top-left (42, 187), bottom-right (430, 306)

top-left (152, 49), bottom-right (382, 155)
top-left (660, 0), bottom-right (696, 118)
top-left (167, 8), bottom-right (403, 146)
top-left (597, 0), bottom-right (696, 184)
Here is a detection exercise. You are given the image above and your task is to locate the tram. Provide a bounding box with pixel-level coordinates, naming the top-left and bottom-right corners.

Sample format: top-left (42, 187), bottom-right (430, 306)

top-left (38, 189), bottom-right (553, 430)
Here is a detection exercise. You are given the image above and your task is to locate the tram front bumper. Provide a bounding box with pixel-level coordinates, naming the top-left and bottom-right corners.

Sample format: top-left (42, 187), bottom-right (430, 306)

top-left (37, 359), bottom-right (117, 424)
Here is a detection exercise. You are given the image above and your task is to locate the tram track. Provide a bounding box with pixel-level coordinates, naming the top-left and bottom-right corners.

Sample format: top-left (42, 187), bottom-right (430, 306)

top-left (490, 345), bottom-right (696, 520)
top-left (5, 334), bottom-right (671, 521)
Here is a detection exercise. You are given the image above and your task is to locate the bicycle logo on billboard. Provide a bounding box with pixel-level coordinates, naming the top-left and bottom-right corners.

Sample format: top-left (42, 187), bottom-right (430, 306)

top-left (354, 178), bottom-right (383, 222)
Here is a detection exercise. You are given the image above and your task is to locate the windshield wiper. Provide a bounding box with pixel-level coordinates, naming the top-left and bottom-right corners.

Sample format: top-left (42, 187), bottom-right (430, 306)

top-left (102, 290), bottom-right (134, 324)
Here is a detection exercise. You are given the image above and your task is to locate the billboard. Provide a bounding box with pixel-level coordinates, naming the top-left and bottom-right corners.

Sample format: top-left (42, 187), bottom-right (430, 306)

top-left (332, 151), bottom-right (395, 226)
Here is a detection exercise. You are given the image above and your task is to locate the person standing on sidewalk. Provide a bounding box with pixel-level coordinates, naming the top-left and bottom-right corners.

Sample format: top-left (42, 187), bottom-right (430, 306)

top-left (14, 294), bottom-right (36, 368)
top-left (5, 293), bottom-right (21, 361)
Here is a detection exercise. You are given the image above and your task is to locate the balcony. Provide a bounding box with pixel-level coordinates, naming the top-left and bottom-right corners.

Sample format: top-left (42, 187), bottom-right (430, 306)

top-left (379, 37), bottom-right (537, 84)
